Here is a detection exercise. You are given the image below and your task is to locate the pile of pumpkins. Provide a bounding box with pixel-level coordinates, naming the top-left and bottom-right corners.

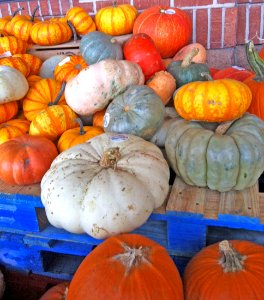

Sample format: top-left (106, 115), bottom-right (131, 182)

top-left (0, 4), bottom-right (264, 239)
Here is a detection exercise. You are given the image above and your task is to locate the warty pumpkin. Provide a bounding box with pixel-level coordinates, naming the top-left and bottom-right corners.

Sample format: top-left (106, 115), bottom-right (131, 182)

top-left (165, 113), bottom-right (264, 192)
top-left (184, 240), bottom-right (264, 300)
top-left (67, 234), bottom-right (184, 300)
top-left (41, 133), bottom-right (170, 238)
top-left (0, 119), bottom-right (30, 145)
top-left (0, 101), bottom-right (18, 123)
top-left (0, 134), bottom-right (58, 185)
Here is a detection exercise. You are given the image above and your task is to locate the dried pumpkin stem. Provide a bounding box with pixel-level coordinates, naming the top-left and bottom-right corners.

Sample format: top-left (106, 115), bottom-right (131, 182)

top-left (246, 40), bottom-right (264, 81)
top-left (12, 7), bottom-right (24, 18)
top-left (30, 5), bottom-right (39, 22)
top-left (181, 48), bottom-right (200, 68)
top-left (48, 81), bottom-right (66, 106)
top-left (75, 118), bottom-right (86, 135)
top-left (200, 72), bottom-right (213, 81)
top-left (219, 240), bottom-right (246, 273)
top-left (100, 147), bottom-right (121, 170)
top-left (215, 119), bottom-right (237, 135)
top-left (67, 20), bottom-right (78, 42)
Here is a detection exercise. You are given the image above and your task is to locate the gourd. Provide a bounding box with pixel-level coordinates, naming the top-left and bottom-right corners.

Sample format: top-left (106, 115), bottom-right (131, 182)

top-left (79, 31), bottom-right (123, 65)
top-left (173, 43), bottom-right (207, 64)
top-left (0, 134), bottom-right (58, 185)
top-left (39, 55), bottom-right (67, 78)
top-left (65, 59), bottom-right (144, 115)
top-left (0, 119), bottom-right (30, 145)
top-left (104, 85), bottom-right (165, 140)
top-left (184, 240), bottom-right (264, 300)
top-left (67, 234), bottom-right (184, 300)
top-left (41, 133), bottom-right (170, 238)
top-left (165, 113), bottom-right (264, 192)
top-left (133, 6), bottom-right (192, 58)
top-left (0, 66), bottom-right (29, 103)
top-left (27, 74), bottom-right (42, 87)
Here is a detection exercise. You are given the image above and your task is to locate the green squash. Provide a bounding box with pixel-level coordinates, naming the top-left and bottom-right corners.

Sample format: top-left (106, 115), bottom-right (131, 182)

top-left (39, 55), bottom-right (67, 78)
top-left (167, 48), bottom-right (209, 88)
top-left (80, 31), bottom-right (123, 65)
top-left (165, 113), bottom-right (264, 192)
top-left (104, 85), bottom-right (165, 140)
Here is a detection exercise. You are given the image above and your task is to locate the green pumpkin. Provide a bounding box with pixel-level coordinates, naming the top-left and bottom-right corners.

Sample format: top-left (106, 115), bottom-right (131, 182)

top-left (104, 85), bottom-right (165, 140)
top-left (80, 31), bottom-right (123, 65)
top-left (167, 48), bottom-right (209, 88)
top-left (165, 113), bottom-right (264, 192)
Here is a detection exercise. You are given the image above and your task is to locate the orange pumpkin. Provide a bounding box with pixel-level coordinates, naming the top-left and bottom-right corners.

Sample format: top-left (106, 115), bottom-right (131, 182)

top-left (0, 7), bottom-right (24, 36)
top-left (0, 57), bottom-right (30, 77)
top-left (0, 101), bottom-right (18, 123)
top-left (27, 74), bottom-right (42, 87)
top-left (23, 78), bottom-right (66, 121)
top-left (259, 46), bottom-right (264, 60)
top-left (184, 240), bottom-right (264, 300)
top-left (57, 118), bottom-right (103, 152)
top-left (39, 282), bottom-right (69, 300)
top-left (67, 234), bottom-right (184, 300)
top-left (0, 36), bottom-right (28, 55)
top-left (173, 43), bottom-right (207, 64)
top-left (0, 119), bottom-right (30, 145)
top-left (13, 53), bottom-right (42, 75)
top-left (92, 109), bottom-right (106, 128)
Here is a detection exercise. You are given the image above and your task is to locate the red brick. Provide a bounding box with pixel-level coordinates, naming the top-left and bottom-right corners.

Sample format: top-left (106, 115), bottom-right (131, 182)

top-left (60, 1), bottom-right (72, 15)
top-left (248, 5), bottom-right (262, 44)
top-left (217, 0), bottom-right (235, 4)
top-left (206, 48), bottom-right (234, 68)
top-left (237, 0), bottom-right (250, 3)
top-left (0, 4), bottom-right (11, 17)
top-left (196, 8), bottom-right (208, 48)
top-left (49, 0), bottom-right (62, 16)
top-left (210, 8), bottom-right (222, 49)
top-left (237, 5), bottom-right (247, 44)
top-left (251, 0), bottom-right (264, 3)
top-left (174, 0), bottom-right (213, 7)
top-left (28, 1), bottom-right (43, 17)
top-left (133, 0), bottom-right (170, 11)
top-left (224, 7), bottom-right (237, 47)
top-left (38, 1), bottom-right (50, 17)
top-left (78, 3), bottom-right (95, 14)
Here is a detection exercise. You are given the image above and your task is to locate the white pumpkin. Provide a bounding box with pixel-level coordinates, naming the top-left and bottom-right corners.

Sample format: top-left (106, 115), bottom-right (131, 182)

top-left (41, 133), bottom-right (170, 239)
top-left (0, 66), bottom-right (29, 103)
top-left (38, 54), bottom-right (67, 78)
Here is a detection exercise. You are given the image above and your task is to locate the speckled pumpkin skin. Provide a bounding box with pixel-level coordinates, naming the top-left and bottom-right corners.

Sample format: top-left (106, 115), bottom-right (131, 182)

top-left (165, 113), bottom-right (264, 192)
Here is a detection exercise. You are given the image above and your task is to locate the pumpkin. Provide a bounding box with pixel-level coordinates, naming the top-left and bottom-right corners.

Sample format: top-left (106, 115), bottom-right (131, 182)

top-left (244, 41), bottom-right (264, 121)
top-left (38, 55), bottom-right (67, 78)
top-left (173, 43), bottom-right (207, 64)
top-left (0, 56), bottom-right (30, 77)
top-left (67, 234), bottom-right (183, 300)
top-left (79, 31), bottom-right (123, 65)
top-left (0, 66), bottom-right (29, 104)
top-left (0, 101), bottom-right (18, 123)
top-left (95, 2), bottom-right (138, 36)
top-left (65, 59), bottom-right (144, 115)
top-left (174, 75), bottom-right (252, 122)
top-left (92, 108), bottom-right (106, 128)
top-left (57, 118), bottom-right (104, 152)
top-left (0, 134), bottom-right (58, 185)
top-left (39, 282), bottom-right (69, 300)
top-left (259, 46), bottom-right (264, 60)
top-left (165, 113), bottom-right (264, 192)
top-left (54, 55), bottom-right (88, 83)
top-left (167, 48), bottom-right (210, 88)
top-left (41, 133), bottom-right (170, 238)
top-left (162, 58), bottom-right (173, 69)
top-left (23, 78), bottom-right (66, 121)
top-left (13, 53), bottom-right (42, 76)
top-left (133, 6), bottom-right (192, 58)
top-left (123, 33), bottom-right (165, 81)
top-left (66, 6), bottom-right (96, 36)
top-left (27, 74), bottom-right (42, 87)
top-left (104, 85), bottom-right (165, 140)
top-left (0, 7), bottom-right (24, 36)
top-left (213, 66), bottom-right (254, 82)
top-left (146, 70), bottom-right (176, 105)
top-left (0, 36), bottom-right (28, 55)
top-left (184, 240), bottom-right (264, 300)
top-left (0, 119), bottom-right (30, 145)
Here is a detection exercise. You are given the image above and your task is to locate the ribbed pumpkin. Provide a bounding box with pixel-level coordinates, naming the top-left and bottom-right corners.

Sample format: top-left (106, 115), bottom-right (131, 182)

top-left (184, 240), bottom-right (264, 300)
top-left (38, 55), bottom-right (67, 78)
top-left (133, 6), bottom-right (192, 58)
top-left (174, 75), bottom-right (252, 122)
top-left (27, 74), bottom-right (42, 87)
top-left (260, 46), bottom-right (264, 60)
top-left (0, 119), bottom-right (30, 145)
top-left (13, 53), bottom-right (42, 76)
top-left (173, 43), bottom-right (207, 64)
top-left (39, 282), bottom-right (69, 300)
top-left (79, 31), bottom-right (123, 65)
top-left (57, 118), bottom-right (103, 152)
top-left (0, 101), bottom-right (18, 123)
top-left (54, 55), bottom-right (88, 83)
top-left (0, 8), bottom-right (24, 36)
top-left (23, 78), bottom-right (66, 121)
top-left (0, 134), bottom-right (58, 185)
top-left (95, 2), bottom-right (138, 36)
top-left (29, 104), bottom-right (78, 141)
top-left (104, 85), bottom-right (165, 140)
top-left (67, 234), bottom-right (184, 300)
top-left (244, 41), bottom-right (264, 121)
top-left (213, 66), bottom-right (254, 82)
top-left (92, 108), bottom-right (106, 128)
top-left (0, 56), bottom-right (30, 77)
top-left (165, 113), bottom-right (264, 192)
top-left (66, 6), bottom-right (96, 36)
top-left (0, 36), bottom-right (28, 55)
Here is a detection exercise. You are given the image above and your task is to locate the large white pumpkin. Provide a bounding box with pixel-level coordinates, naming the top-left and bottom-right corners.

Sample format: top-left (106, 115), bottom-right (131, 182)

top-left (41, 133), bottom-right (170, 239)
top-left (0, 66), bottom-right (29, 103)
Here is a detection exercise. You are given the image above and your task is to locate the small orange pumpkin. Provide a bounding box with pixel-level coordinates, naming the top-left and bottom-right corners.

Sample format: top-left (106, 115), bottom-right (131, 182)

top-left (0, 36), bottom-right (28, 55)
top-left (0, 119), bottom-right (30, 145)
top-left (13, 53), bottom-right (42, 76)
top-left (0, 56), bottom-right (30, 77)
top-left (92, 109), bottom-right (106, 128)
top-left (27, 74), bottom-right (42, 87)
top-left (0, 7), bottom-right (24, 36)
top-left (0, 101), bottom-right (18, 123)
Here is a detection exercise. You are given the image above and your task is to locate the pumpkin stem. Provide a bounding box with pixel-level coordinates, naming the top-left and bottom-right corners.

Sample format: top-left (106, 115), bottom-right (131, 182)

top-left (215, 119), bottom-right (237, 135)
top-left (30, 5), bottom-right (39, 22)
top-left (113, 0), bottom-right (117, 7)
top-left (219, 240), bottom-right (246, 272)
top-left (75, 118), bottom-right (86, 135)
top-left (181, 48), bottom-right (199, 68)
top-left (12, 7), bottom-right (24, 18)
top-left (245, 40), bottom-right (264, 81)
top-left (67, 20), bottom-right (78, 42)
top-left (100, 147), bottom-right (121, 170)
top-left (113, 243), bottom-right (150, 276)
top-left (200, 72), bottom-right (213, 81)
top-left (48, 81), bottom-right (66, 106)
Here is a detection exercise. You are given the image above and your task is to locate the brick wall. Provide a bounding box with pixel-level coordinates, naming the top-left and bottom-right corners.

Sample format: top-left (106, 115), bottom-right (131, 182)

top-left (0, 0), bottom-right (263, 68)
